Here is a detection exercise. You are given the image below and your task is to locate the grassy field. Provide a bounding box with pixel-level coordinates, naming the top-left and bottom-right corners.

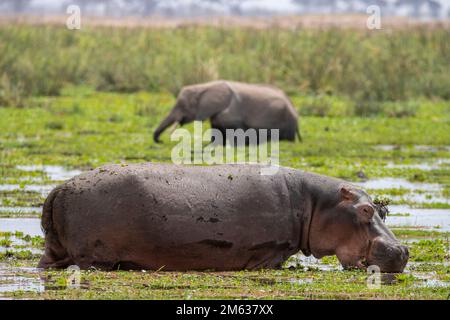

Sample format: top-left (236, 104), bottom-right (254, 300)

top-left (0, 87), bottom-right (449, 299)
top-left (0, 21), bottom-right (449, 299)
top-left (1, 24), bottom-right (450, 107)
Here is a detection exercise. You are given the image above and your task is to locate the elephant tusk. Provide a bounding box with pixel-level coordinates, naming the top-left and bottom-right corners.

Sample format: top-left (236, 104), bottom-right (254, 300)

top-left (169, 122), bottom-right (180, 135)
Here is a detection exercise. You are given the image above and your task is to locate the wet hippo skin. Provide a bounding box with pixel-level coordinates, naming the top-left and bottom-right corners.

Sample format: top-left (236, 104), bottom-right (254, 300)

top-left (38, 163), bottom-right (408, 272)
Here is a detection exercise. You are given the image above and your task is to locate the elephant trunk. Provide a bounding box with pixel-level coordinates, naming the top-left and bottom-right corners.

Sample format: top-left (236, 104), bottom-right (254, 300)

top-left (153, 111), bottom-right (179, 143)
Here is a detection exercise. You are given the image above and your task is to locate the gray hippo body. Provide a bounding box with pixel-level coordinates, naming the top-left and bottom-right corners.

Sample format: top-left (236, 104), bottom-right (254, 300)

top-left (39, 164), bottom-right (408, 272)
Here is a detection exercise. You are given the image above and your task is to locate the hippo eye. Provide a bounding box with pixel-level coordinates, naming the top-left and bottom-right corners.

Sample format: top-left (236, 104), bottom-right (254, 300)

top-left (358, 204), bottom-right (375, 222)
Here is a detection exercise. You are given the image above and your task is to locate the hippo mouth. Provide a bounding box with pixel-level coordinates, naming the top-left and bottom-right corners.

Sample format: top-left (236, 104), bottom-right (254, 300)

top-left (342, 256), bottom-right (370, 271)
top-left (362, 239), bottom-right (409, 273)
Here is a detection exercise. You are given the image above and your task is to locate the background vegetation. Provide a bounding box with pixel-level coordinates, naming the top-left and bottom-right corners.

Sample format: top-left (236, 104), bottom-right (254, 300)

top-left (1, 25), bottom-right (450, 110)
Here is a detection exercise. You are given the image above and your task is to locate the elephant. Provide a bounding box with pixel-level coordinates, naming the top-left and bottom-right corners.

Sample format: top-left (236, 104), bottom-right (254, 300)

top-left (153, 80), bottom-right (301, 144)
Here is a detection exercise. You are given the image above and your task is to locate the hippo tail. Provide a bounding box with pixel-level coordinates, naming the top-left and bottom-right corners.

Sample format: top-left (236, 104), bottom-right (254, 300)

top-left (39, 186), bottom-right (73, 269)
top-left (41, 186), bottom-right (60, 235)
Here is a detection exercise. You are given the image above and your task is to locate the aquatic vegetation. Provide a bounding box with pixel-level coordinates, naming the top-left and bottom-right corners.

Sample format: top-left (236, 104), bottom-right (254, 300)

top-left (0, 250), bottom-right (40, 261)
top-left (409, 239), bottom-right (449, 262)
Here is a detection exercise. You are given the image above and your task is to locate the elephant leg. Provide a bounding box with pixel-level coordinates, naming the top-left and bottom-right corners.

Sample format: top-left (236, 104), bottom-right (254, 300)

top-left (210, 115), bottom-right (240, 146)
top-left (214, 127), bottom-right (227, 146)
top-left (209, 120), bottom-right (227, 146)
top-left (279, 129), bottom-right (296, 142)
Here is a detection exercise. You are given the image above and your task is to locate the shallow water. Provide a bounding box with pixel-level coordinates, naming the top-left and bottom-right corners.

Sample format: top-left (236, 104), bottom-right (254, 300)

top-left (287, 254), bottom-right (340, 271)
top-left (0, 165), bottom-right (81, 197)
top-left (0, 207), bottom-right (41, 214)
top-left (354, 178), bottom-right (442, 191)
top-left (16, 165), bottom-right (82, 181)
top-left (0, 246), bottom-right (43, 254)
top-left (0, 184), bottom-right (55, 195)
top-left (413, 273), bottom-right (450, 288)
top-left (386, 159), bottom-right (450, 171)
top-left (414, 145), bottom-right (450, 152)
top-left (387, 205), bottom-right (450, 231)
top-left (389, 193), bottom-right (449, 205)
top-left (373, 145), bottom-right (400, 151)
top-left (0, 218), bottom-right (42, 237)
top-left (415, 279), bottom-right (450, 288)
top-left (0, 265), bottom-right (44, 294)
top-left (373, 145), bottom-right (450, 152)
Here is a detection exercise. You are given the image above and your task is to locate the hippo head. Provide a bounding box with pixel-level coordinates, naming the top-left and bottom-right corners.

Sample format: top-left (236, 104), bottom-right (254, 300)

top-left (308, 185), bottom-right (409, 273)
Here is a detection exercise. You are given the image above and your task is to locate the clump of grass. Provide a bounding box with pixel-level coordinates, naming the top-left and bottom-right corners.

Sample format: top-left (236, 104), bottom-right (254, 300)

top-left (45, 121), bottom-right (64, 130)
top-left (296, 94), bottom-right (353, 117)
top-left (0, 237), bottom-right (13, 247)
top-left (108, 114), bottom-right (124, 123)
top-left (393, 228), bottom-right (449, 239)
top-left (382, 101), bottom-right (419, 118)
top-left (354, 100), bottom-right (384, 117)
top-left (0, 250), bottom-right (39, 261)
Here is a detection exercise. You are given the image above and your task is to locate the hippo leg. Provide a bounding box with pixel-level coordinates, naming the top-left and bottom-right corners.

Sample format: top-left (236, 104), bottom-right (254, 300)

top-left (38, 233), bottom-right (74, 269)
top-left (244, 241), bottom-right (293, 270)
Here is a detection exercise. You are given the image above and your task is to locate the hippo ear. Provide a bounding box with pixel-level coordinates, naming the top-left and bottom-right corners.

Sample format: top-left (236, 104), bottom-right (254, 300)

top-left (340, 186), bottom-right (356, 201)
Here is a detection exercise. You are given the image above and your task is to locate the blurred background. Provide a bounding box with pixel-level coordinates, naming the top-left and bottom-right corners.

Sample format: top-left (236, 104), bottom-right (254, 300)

top-left (1, 0), bottom-right (450, 19)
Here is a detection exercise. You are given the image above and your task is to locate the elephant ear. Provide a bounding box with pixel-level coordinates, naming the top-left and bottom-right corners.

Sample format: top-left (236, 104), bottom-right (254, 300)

top-left (195, 81), bottom-right (234, 120)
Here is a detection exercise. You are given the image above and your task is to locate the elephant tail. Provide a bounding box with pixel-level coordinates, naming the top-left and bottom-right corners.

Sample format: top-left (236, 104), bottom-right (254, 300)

top-left (296, 126), bottom-right (303, 142)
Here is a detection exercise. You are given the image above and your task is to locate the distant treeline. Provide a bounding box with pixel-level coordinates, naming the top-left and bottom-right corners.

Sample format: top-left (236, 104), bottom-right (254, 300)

top-left (1, 0), bottom-right (449, 18)
top-left (1, 25), bottom-right (449, 106)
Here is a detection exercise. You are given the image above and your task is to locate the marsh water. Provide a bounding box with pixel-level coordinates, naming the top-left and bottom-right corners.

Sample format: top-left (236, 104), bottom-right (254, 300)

top-left (0, 164), bottom-right (449, 296)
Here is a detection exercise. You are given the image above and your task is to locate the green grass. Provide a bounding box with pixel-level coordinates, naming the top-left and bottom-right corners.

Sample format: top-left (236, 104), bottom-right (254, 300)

top-left (1, 90), bottom-right (449, 177)
top-left (1, 25), bottom-right (450, 106)
top-left (0, 88), bottom-right (448, 220)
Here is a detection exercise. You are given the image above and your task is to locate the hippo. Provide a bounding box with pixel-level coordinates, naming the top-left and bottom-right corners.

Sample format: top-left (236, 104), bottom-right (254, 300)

top-left (38, 163), bottom-right (408, 272)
